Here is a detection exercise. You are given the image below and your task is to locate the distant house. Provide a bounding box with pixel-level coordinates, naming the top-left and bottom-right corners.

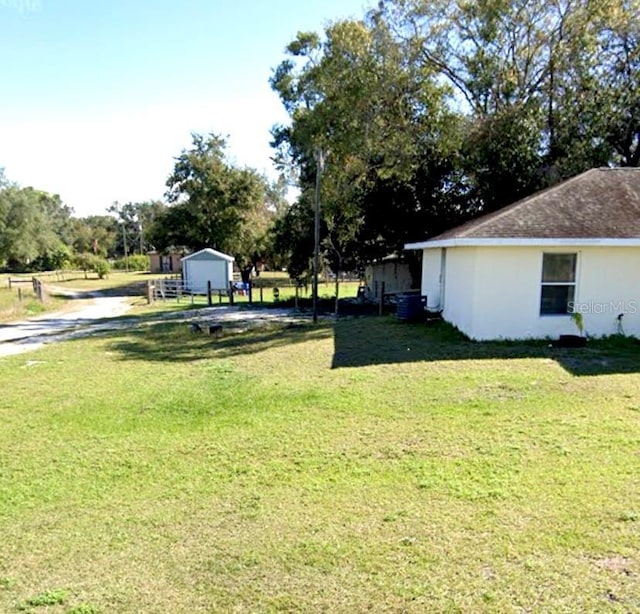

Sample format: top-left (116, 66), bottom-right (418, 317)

top-left (363, 255), bottom-right (414, 300)
top-left (148, 251), bottom-right (185, 274)
top-left (181, 248), bottom-right (235, 293)
top-left (405, 168), bottom-right (640, 340)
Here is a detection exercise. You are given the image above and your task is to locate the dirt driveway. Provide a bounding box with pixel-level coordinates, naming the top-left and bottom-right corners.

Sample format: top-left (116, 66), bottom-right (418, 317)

top-left (0, 294), bottom-right (315, 357)
top-left (0, 295), bottom-right (134, 356)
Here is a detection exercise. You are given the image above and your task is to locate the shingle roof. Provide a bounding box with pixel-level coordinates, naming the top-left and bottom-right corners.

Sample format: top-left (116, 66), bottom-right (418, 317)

top-left (421, 168), bottom-right (640, 243)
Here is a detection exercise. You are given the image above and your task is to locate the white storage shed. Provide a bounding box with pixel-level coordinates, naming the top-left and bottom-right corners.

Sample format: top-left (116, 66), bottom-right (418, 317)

top-left (181, 248), bottom-right (235, 293)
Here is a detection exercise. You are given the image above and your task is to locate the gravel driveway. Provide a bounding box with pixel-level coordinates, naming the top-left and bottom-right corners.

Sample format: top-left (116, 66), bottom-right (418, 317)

top-left (0, 295), bottom-right (134, 356)
top-left (0, 295), bottom-right (315, 357)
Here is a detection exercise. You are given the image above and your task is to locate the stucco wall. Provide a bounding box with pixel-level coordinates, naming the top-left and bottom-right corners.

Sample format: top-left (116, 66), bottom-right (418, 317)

top-left (576, 247), bottom-right (640, 338)
top-left (149, 253), bottom-right (183, 274)
top-left (441, 247), bottom-right (477, 337)
top-left (471, 247), bottom-right (562, 340)
top-left (421, 248), bottom-right (443, 310)
top-left (422, 245), bottom-right (640, 340)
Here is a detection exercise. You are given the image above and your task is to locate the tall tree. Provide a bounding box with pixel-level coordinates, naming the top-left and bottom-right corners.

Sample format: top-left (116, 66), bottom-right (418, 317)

top-left (376, 0), bottom-right (640, 195)
top-left (0, 179), bottom-right (72, 271)
top-left (271, 18), bottom-right (460, 279)
top-left (149, 133), bottom-right (273, 265)
top-left (71, 215), bottom-right (118, 258)
top-left (109, 200), bottom-right (167, 256)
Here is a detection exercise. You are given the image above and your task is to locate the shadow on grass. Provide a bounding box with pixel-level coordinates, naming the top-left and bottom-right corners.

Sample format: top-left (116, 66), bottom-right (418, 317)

top-left (105, 319), bottom-right (333, 363)
top-left (98, 309), bottom-right (640, 376)
top-left (331, 316), bottom-right (640, 377)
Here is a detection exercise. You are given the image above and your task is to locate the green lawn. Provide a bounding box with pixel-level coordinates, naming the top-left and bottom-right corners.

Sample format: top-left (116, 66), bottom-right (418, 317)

top-left (0, 316), bottom-right (638, 612)
top-left (0, 277), bottom-right (67, 322)
top-left (48, 270), bottom-right (164, 293)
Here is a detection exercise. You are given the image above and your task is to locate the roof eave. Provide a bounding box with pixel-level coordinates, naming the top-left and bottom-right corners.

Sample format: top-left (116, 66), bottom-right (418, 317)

top-left (181, 248), bottom-right (235, 262)
top-left (405, 238), bottom-right (640, 250)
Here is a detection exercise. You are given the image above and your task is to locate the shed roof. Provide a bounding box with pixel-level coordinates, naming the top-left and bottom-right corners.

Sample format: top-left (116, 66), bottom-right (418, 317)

top-left (406, 168), bottom-right (640, 249)
top-left (181, 248), bottom-right (235, 262)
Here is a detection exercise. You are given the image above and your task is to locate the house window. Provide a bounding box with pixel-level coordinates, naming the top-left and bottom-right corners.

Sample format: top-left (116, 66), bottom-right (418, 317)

top-left (540, 253), bottom-right (577, 315)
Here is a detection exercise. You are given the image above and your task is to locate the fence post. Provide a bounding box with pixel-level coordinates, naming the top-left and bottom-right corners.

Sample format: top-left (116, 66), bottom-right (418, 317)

top-left (7, 277), bottom-right (11, 290)
top-left (177, 281), bottom-right (182, 303)
top-left (248, 281), bottom-right (252, 305)
top-left (32, 277), bottom-right (43, 302)
top-left (229, 281), bottom-right (234, 306)
top-left (379, 281), bottom-right (385, 316)
top-left (295, 285), bottom-right (299, 309)
top-left (207, 280), bottom-right (212, 306)
top-left (259, 286), bottom-right (263, 303)
top-left (18, 287), bottom-right (22, 302)
top-left (147, 280), bottom-right (153, 304)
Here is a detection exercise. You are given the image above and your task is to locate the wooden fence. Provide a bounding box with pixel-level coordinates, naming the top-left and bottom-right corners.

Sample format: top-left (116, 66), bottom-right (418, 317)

top-left (146, 278), bottom-right (300, 307)
top-left (6, 276), bottom-right (46, 302)
top-left (147, 279), bottom-right (237, 306)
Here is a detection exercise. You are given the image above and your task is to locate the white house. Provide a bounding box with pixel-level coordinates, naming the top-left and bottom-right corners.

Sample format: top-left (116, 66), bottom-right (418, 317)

top-left (181, 248), bottom-right (234, 293)
top-left (405, 168), bottom-right (640, 340)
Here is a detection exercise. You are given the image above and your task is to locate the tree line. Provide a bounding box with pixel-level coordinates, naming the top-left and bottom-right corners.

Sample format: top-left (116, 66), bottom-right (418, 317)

top-left (270, 0), bottom-right (640, 282)
top-left (0, 166), bottom-right (167, 274)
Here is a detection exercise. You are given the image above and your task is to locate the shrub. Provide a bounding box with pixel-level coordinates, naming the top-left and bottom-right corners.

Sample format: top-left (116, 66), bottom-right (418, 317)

top-left (93, 258), bottom-right (110, 279)
top-left (72, 253), bottom-right (111, 279)
top-left (113, 254), bottom-right (149, 271)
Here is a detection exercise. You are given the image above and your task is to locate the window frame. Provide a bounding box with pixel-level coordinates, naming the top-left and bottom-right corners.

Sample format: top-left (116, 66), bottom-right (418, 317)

top-left (539, 252), bottom-right (578, 316)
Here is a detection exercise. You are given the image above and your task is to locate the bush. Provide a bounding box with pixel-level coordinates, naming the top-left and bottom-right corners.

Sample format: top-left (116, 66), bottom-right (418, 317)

top-left (72, 253), bottom-right (111, 279)
top-left (93, 258), bottom-right (111, 279)
top-left (113, 254), bottom-right (149, 271)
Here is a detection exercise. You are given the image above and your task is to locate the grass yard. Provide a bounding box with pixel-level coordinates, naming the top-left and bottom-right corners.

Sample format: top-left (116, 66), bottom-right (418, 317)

top-left (0, 316), bottom-right (638, 612)
top-left (48, 271), bottom-right (165, 294)
top-left (0, 278), bottom-right (67, 322)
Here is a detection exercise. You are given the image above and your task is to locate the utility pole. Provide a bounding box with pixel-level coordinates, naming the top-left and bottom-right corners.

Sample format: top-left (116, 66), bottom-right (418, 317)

top-left (312, 148), bottom-right (324, 324)
top-left (122, 222), bottom-right (129, 273)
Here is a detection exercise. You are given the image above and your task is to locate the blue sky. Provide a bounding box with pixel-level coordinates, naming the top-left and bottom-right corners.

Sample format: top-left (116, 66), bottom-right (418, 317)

top-left (0, 0), bottom-right (370, 216)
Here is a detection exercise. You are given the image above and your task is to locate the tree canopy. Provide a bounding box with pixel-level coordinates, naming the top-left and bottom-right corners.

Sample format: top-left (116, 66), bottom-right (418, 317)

top-left (0, 173), bottom-right (72, 271)
top-left (270, 0), bottom-right (640, 279)
top-left (0, 169), bottom-right (163, 272)
top-left (148, 133), bottom-right (275, 266)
